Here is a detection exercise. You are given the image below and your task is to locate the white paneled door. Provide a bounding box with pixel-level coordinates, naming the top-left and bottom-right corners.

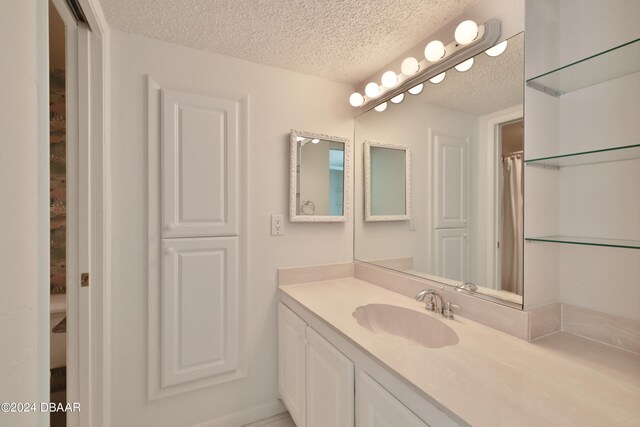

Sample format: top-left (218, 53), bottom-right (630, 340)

top-left (149, 80), bottom-right (247, 399)
top-left (161, 89), bottom-right (239, 238)
top-left (431, 129), bottom-right (470, 282)
top-left (161, 238), bottom-right (238, 387)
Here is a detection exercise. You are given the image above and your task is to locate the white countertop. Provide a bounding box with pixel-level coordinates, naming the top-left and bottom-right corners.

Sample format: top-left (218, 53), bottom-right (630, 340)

top-left (280, 277), bottom-right (640, 427)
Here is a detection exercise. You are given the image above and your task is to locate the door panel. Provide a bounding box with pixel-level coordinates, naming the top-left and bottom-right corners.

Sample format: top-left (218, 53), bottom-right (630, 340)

top-left (356, 372), bottom-right (429, 427)
top-left (162, 89), bottom-right (239, 238)
top-left (278, 303), bottom-right (307, 427)
top-left (306, 328), bottom-right (354, 427)
top-left (434, 229), bottom-right (468, 282)
top-left (161, 238), bottom-right (239, 387)
top-left (433, 132), bottom-right (469, 229)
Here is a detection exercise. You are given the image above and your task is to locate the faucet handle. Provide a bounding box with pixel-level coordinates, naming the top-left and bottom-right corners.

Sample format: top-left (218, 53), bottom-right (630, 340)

top-left (415, 290), bottom-right (436, 311)
top-left (424, 294), bottom-right (436, 311)
top-left (442, 302), bottom-right (460, 319)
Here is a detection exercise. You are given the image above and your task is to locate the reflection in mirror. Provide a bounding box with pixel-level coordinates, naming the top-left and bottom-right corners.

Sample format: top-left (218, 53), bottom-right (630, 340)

top-left (354, 33), bottom-right (524, 307)
top-left (365, 142), bottom-right (411, 221)
top-left (290, 130), bottom-right (351, 222)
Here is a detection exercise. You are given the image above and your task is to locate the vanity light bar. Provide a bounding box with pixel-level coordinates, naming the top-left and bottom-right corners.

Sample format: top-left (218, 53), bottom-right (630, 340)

top-left (350, 19), bottom-right (502, 113)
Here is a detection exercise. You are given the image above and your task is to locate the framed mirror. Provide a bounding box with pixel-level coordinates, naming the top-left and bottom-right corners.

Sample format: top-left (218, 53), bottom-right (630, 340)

top-left (354, 33), bottom-right (524, 307)
top-left (290, 130), bottom-right (351, 222)
top-left (364, 141), bottom-right (411, 221)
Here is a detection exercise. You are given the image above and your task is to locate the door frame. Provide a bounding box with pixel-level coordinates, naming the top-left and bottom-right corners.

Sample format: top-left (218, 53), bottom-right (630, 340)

top-left (483, 108), bottom-right (523, 291)
top-left (50, 0), bottom-right (110, 425)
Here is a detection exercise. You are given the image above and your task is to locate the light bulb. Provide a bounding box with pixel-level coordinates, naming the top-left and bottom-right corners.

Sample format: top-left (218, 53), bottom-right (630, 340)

top-left (311, 139), bottom-right (320, 144)
top-left (485, 40), bottom-right (508, 57)
top-left (429, 72), bottom-right (446, 84)
top-left (349, 92), bottom-right (364, 107)
top-left (381, 71), bottom-right (398, 88)
top-left (408, 83), bottom-right (424, 95)
top-left (401, 57), bottom-right (420, 75)
top-left (390, 93), bottom-right (405, 104)
top-left (455, 20), bottom-right (478, 45)
top-left (455, 57), bottom-right (474, 72)
top-left (365, 82), bottom-right (380, 98)
top-left (374, 102), bottom-right (387, 112)
top-left (424, 40), bottom-right (445, 62)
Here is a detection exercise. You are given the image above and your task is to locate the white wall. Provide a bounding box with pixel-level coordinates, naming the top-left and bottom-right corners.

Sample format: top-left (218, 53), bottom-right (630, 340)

top-left (109, 30), bottom-right (353, 426)
top-left (524, 0), bottom-right (640, 317)
top-left (0, 1), bottom-right (50, 426)
top-left (557, 72), bottom-right (640, 320)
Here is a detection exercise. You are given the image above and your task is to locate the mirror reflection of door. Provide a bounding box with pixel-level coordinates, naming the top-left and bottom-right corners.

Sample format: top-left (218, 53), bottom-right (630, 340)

top-left (498, 120), bottom-right (524, 295)
top-left (432, 132), bottom-right (470, 282)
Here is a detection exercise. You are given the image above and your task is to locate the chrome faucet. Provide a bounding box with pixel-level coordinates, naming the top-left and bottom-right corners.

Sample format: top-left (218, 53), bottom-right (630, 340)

top-left (415, 288), bottom-right (444, 314)
top-left (415, 287), bottom-right (459, 319)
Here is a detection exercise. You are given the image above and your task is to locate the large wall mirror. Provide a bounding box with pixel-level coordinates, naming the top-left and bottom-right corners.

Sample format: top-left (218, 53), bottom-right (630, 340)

top-left (290, 130), bottom-right (351, 222)
top-left (354, 33), bottom-right (524, 307)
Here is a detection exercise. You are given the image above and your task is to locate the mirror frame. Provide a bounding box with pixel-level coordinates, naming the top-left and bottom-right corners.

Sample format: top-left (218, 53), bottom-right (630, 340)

top-left (289, 129), bottom-right (351, 222)
top-left (364, 141), bottom-right (411, 222)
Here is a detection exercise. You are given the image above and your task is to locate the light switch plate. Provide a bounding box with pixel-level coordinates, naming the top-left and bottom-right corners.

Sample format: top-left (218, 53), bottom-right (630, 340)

top-left (271, 214), bottom-right (284, 236)
top-left (409, 216), bottom-right (417, 231)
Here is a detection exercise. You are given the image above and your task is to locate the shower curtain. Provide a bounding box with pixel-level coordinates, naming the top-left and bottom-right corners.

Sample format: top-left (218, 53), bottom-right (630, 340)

top-left (501, 152), bottom-right (523, 295)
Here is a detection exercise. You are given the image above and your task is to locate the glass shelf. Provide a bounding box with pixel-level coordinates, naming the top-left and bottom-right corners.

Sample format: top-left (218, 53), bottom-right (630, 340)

top-left (526, 236), bottom-right (640, 249)
top-left (525, 144), bottom-right (640, 168)
top-left (526, 38), bottom-right (640, 96)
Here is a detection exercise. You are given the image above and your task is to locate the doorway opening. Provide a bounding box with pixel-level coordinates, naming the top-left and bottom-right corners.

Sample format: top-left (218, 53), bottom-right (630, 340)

top-left (497, 119), bottom-right (524, 295)
top-left (49, 2), bottom-right (68, 425)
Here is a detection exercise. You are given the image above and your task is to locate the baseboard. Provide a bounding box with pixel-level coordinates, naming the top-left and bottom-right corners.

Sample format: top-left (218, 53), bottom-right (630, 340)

top-left (190, 401), bottom-right (286, 427)
top-left (243, 412), bottom-right (291, 427)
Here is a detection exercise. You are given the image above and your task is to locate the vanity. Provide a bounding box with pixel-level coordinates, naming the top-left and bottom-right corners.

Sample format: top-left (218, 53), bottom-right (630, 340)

top-left (279, 12), bottom-right (640, 427)
top-left (278, 269), bottom-right (640, 427)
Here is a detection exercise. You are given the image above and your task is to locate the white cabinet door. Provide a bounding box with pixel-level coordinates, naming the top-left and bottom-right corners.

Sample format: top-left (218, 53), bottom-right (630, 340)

top-left (432, 131), bottom-right (469, 229)
top-left (278, 303), bottom-right (307, 427)
top-left (356, 372), bottom-right (430, 427)
top-left (161, 89), bottom-right (239, 238)
top-left (306, 328), bottom-right (354, 427)
top-left (161, 237), bottom-right (239, 387)
top-left (434, 228), bottom-right (468, 282)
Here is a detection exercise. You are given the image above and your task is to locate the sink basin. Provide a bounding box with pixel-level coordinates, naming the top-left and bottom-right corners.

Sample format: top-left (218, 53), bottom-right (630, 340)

top-left (353, 304), bottom-right (458, 348)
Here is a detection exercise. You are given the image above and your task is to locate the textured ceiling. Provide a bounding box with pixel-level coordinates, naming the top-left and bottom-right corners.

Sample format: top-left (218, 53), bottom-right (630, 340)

top-left (99, 0), bottom-right (477, 84)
